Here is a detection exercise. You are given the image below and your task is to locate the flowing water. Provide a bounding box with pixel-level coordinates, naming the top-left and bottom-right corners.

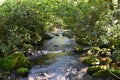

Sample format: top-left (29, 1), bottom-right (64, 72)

top-left (25, 35), bottom-right (102, 80)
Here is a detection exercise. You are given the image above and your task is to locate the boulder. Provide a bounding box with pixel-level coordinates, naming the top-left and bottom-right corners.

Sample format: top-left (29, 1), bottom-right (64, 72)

top-left (0, 52), bottom-right (30, 71)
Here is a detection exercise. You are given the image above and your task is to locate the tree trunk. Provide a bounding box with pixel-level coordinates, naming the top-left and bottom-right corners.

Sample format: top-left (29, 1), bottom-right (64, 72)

top-left (109, 0), bottom-right (114, 10)
top-left (105, 0), bottom-right (114, 10)
top-left (118, 0), bottom-right (120, 8)
top-left (118, 0), bottom-right (120, 4)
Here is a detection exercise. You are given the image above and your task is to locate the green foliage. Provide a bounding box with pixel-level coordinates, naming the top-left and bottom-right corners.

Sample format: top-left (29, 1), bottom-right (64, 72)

top-left (94, 8), bottom-right (120, 47)
top-left (0, 0), bottom-right (119, 56)
top-left (52, 0), bottom-right (120, 48)
top-left (0, 52), bottom-right (30, 71)
top-left (0, 0), bottom-right (47, 55)
top-left (54, 0), bottom-right (106, 45)
top-left (16, 67), bottom-right (29, 76)
top-left (0, 0), bottom-right (119, 79)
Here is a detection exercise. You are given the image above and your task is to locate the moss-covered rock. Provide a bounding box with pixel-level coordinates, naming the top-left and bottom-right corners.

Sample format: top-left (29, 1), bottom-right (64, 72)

top-left (110, 68), bottom-right (120, 77)
top-left (83, 56), bottom-right (100, 66)
top-left (87, 65), bottom-right (107, 75)
top-left (0, 52), bottom-right (30, 71)
top-left (92, 69), bottom-right (110, 78)
top-left (16, 67), bottom-right (29, 76)
top-left (93, 68), bottom-right (120, 78)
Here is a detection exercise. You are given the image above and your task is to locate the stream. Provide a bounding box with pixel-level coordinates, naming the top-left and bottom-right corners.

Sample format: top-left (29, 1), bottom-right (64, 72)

top-left (23, 34), bottom-right (102, 80)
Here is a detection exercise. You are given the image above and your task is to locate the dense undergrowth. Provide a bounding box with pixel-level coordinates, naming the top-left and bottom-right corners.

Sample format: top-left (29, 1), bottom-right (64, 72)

top-left (0, 0), bottom-right (120, 79)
